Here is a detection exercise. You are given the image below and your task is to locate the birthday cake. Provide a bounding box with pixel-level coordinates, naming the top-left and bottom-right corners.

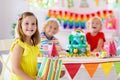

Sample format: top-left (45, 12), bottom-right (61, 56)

top-left (67, 28), bottom-right (89, 56)
top-left (67, 28), bottom-right (109, 58)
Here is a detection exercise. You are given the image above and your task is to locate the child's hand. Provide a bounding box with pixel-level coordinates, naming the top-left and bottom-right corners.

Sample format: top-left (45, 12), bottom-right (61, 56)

top-left (93, 48), bottom-right (101, 52)
top-left (36, 78), bottom-right (42, 80)
top-left (38, 52), bottom-right (43, 57)
top-left (93, 49), bottom-right (98, 52)
top-left (36, 75), bottom-right (44, 80)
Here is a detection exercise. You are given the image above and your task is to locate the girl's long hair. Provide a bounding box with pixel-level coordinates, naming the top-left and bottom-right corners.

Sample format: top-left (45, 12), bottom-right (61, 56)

top-left (15, 12), bottom-right (40, 45)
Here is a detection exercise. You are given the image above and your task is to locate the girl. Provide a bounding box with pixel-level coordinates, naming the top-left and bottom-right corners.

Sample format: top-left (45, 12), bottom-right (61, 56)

top-left (10, 12), bottom-right (42, 80)
top-left (86, 17), bottom-right (106, 52)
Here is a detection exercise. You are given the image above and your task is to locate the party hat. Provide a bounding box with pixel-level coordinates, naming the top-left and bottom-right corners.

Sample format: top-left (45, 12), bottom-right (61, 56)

top-left (48, 43), bottom-right (59, 57)
top-left (109, 41), bottom-right (117, 56)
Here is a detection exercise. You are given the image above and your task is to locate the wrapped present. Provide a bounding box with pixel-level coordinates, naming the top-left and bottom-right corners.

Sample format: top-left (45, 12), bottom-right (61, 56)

top-left (38, 57), bottom-right (62, 80)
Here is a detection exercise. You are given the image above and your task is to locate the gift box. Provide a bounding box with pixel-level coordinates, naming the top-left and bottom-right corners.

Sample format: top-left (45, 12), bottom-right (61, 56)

top-left (38, 57), bottom-right (62, 80)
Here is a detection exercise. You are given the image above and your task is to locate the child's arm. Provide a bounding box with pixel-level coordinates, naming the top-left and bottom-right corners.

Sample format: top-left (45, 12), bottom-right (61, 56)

top-left (11, 44), bottom-right (37, 80)
top-left (36, 78), bottom-right (43, 80)
top-left (93, 38), bottom-right (104, 52)
top-left (55, 38), bottom-right (65, 51)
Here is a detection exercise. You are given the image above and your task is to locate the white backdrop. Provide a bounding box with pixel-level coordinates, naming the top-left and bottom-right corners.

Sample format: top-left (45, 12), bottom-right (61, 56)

top-left (0, 0), bottom-right (120, 47)
top-left (0, 0), bottom-right (29, 39)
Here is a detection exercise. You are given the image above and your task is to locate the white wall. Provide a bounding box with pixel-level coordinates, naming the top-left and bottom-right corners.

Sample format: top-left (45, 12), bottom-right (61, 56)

top-left (29, 0), bottom-right (120, 48)
top-left (0, 0), bottom-right (120, 48)
top-left (0, 0), bottom-right (29, 39)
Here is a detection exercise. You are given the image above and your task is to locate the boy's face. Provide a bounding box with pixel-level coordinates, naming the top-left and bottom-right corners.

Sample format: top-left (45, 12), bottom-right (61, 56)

top-left (89, 18), bottom-right (102, 33)
top-left (45, 23), bottom-right (59, 37)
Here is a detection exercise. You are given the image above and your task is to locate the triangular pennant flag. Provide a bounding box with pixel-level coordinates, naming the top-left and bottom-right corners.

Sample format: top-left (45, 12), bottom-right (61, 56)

top-left (48, 43), bottom-right (59, 57)
top-left (94, 0), bottom-right (99, 6)
top-left (65, 63), bottom-right (81, 79)
top-left (26, 0), bottom-right (33, 2)
top-left (105, 0), bottom-right (108, 5)
top-left (101, 62), bottom-right (113, 76)
top-left (80, 0), bottom-right (89, 8)
top-left (84, 63), bottom-right (99, 78)
top-left (114, 62), bottom-right (120, 75)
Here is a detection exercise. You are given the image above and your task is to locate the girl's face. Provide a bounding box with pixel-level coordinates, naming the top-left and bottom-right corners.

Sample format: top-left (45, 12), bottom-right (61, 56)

top-left (89, 18), bottom-right (102, 33)
top-left (21, 16), bottom-right (37, 37)
top-left (45, 23), bottom-right (58, 37)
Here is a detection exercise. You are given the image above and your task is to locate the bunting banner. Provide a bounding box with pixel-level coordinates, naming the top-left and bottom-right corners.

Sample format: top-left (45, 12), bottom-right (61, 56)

top-left (101, 62), bottom-right (113, 76)
top-left (94, 0), bottom-right (99, 6)
top-left (67, 0), bottom-right (74, 8)
top-left (114, 3), bottom-right (120, 8)
top-left (105, 0), bottom-right (108, 5)
top-left (46, 10), bottom-right (114, 29)
top-left (26, 0), bottom-right (75, 9)
top-left (63, 62), bottom-right (120, 79)
top-left (38, 60), bottom-right (120, 79)
top-left (26, 0), bottom-right (32, 3)
top-left (83, 63), bottom-right (99, 78)
top-left (26, 0), bottom-right (58, 9)
top-left (114, 62), bottom-right (120, 75)
top-left (64, 63), bottom-right (81, 79)
top-left (61, 0), bottom-right (65, 7)
top-left (80, 0), bottom-right (89, 8)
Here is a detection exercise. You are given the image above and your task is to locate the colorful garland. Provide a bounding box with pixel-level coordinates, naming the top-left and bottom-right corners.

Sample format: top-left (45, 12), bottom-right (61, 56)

top-left (46, 10), bottom-right (114, 29)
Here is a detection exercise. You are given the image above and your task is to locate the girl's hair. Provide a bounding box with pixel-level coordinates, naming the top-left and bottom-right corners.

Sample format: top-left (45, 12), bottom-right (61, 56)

top-left (16, 12), bottom-right (40, 45)
top-left (42, 19), bottom-right (60, 32)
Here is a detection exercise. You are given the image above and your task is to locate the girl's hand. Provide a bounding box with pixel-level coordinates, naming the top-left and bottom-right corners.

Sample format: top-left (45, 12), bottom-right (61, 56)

top-left (36, 78), bottom-right (42, 80)
top-left (36, 76), bottom-right (44, 80)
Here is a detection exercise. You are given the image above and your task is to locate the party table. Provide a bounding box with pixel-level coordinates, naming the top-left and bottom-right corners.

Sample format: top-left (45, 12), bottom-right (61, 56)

top-left (38, 57), bottom-right (120, 80)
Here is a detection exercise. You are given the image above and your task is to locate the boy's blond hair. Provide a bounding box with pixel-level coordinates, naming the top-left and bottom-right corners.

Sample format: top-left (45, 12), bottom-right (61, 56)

top-left (42, 19), bottom-right (60, 33)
